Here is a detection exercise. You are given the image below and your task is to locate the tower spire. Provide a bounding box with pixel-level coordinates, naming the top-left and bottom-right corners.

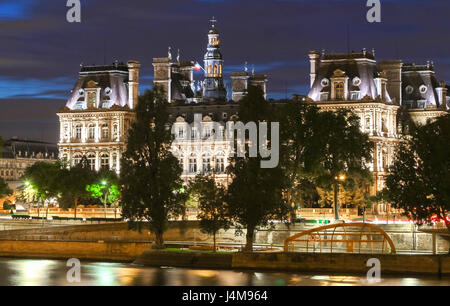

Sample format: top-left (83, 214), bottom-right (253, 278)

top-left (210, 16), bottom-right (217, 28)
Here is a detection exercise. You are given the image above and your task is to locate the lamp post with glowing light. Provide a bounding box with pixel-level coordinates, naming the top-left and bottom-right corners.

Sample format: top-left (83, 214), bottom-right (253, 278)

top-left (334, 174), bottom-right (346, 221)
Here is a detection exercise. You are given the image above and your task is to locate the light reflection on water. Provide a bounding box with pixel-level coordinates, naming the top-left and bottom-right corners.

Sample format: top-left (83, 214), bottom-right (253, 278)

top-left (0, 258), bottom-right (449, 286)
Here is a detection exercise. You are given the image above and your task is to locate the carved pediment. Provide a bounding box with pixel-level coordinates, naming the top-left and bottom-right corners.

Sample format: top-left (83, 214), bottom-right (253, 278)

top-left (86, 80), bottom-right (98, 89)
top-left (333, 69), bottom-right (346, 77)
top-left (176, 116), bottom-right (186, 122)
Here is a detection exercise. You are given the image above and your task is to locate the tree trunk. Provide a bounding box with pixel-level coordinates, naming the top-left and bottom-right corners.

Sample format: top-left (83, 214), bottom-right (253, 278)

top-left (153, 231), bottom-right (165, 249)
top-left (244, 227), bottom-right (255, 252)
top-left (213, 232), bottom-right (216, 252)
top-left (334, 182), bottom-right (339, 221)
top-left (74, 198), bottom-right (78, 219)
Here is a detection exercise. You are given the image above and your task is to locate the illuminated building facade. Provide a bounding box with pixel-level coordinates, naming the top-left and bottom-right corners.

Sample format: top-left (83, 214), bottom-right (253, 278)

top-left (57, 61), bottom-right (140, 172)
top-left (154, 20), bottom-right (268, 184)
top-left (305, 50), bottom-right (449, 214)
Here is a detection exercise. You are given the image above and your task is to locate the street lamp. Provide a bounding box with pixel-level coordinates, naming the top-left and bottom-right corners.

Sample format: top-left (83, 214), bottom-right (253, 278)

top-left (333, 174), bottom-right (346, 222)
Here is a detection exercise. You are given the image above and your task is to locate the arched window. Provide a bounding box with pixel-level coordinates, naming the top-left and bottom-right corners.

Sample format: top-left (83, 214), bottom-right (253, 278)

top-left (112, 153), bottom-right (118, 170)
top-left (73, 154), bottom-right (82, 166)
top-left (208, 65), bottom-right (211, 74)
top-left (101, 153), bottom-right (109, 169)
top-left (189, 155), bottom-right (197, 173)
top-left (87, 154), bottom-right (96, 170)
top-left (214, 64), bottom-right (218, 76)
top-left (215, 152), bottom-right (225, 173)
top-left (202, 154), bottom-right (211, 173)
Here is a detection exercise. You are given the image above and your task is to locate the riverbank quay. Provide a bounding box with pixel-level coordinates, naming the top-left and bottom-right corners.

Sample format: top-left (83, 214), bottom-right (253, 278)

top-left (0, 220), bottom-right (448, 253)
top-left (0, 240), bottom-right (151, 262)
top-left (133, 250), bottom-right (450, 277)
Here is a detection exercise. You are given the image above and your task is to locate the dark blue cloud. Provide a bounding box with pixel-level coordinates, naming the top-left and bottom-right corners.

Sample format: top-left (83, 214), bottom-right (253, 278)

top-left (0, 0), bottom-right (33, 20)
top-left (1, 0), bottom-right (450, 142)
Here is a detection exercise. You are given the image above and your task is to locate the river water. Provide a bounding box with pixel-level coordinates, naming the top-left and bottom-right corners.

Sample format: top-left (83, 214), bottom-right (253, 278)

top-left (0, 258), bottom-right (448, 286)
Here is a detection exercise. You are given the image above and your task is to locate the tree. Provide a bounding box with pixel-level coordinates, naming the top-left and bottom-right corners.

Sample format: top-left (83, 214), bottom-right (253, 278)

top-left (59, 157), bottom-right (97, 218)
top-left (0, 136), bottom-right (3, 158)
top-left (227, 86), bottom-right (290, 252)
top-left (277, 98), bottom-right (326, 213)
top-left (0, 177), bottom-right (12, 200)
top-left (120, 88), bottom-right (187, 249)
top-left (188, 175), bottom-right (230, 251)
top-left (383, 114), bottom-right (450, 232)
top-left (23, 161), bottom-right (62, 203)
top-left (86, 171), bottom-right (120, 219)
top-left (278, 98), bottom-right (373, 219)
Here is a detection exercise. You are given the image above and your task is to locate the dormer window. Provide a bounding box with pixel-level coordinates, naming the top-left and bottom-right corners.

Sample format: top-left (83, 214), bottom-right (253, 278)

top-left (419, 85), bottom-right (428, 94)
top-left (320, 92), bottom-right (329, 101)
top-left (405, 86), bottom-right (414, 94)
top-left (351, 92), bottom-right (360, 100)
top-left (321, 78), bottom-right (330, 87)
top-left (335, 82), bottom-right (345, 100)
top-left (352, 77), bottom-right (361, 86)
top-left (331, 70), bottom-right (348, 100)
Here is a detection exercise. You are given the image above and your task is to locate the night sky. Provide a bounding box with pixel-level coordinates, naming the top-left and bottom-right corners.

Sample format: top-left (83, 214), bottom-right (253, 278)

top-left (0, 0), bottom-right (449, 143)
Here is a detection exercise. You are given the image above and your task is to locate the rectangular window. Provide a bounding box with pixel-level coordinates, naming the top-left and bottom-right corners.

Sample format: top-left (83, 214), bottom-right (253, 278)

top-left (102, 127), bottom-right (109, 139)
top-left (204, 127), bottom-right (211, 138)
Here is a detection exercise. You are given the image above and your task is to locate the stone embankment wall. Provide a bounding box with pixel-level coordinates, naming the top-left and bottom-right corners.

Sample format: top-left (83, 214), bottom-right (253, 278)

top-left (0, 220), bottom-right (448, 253)
top-left (132, 251), bottom-right (450, 276)
top-left (134, 249), bottom-right (232, 269)
top-left (0, 240), bottom-right (151, 261)
top-left (232, 252), bottom-right (450, 276)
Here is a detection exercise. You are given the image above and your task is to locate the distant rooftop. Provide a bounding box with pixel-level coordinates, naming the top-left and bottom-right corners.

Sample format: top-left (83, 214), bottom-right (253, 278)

top-left (80, 62), bottom-right (128, 73)
top-left (322, 51), bottom-right (375, 61)
top-left (403, 63), bottom-right (435, 72)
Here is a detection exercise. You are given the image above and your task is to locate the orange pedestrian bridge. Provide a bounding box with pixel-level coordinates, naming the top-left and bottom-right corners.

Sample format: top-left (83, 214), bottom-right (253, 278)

top-left (284, 222), bottom-right (396, 254)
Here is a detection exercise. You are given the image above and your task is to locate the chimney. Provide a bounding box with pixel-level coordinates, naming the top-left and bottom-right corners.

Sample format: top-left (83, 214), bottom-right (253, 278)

top-left (436, 81), bottom-right (448, 109)
top-left (308, 51), bottom-right (321, 88)
top-left (127, 60), bottom-right (141, 109)
top-left (378, 60), bottom-right (403, 105)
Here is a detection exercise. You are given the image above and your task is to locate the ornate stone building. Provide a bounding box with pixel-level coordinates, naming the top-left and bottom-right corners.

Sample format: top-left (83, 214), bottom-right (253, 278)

top-left (57, 61), bottom-right (140, 172)
top-left (304, 50), bottom-right (449, 214)
top-left (154, 20), bottom-right (268, 184)
top-left (0, 138), bottom-right (58, 190)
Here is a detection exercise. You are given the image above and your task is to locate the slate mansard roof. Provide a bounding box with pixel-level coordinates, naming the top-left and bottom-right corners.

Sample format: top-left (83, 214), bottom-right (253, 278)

top-left (65, 63), bottom-right (130, 110)
top-left (308, 51), bottom-right (392, 103)
top-left (401, 63), bottom-right (446, 109)
top-left (0, 138), bottom-right (58, 160)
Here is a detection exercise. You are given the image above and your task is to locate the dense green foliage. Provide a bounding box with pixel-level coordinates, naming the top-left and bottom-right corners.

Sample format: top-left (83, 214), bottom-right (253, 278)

top-left (0, 177), bottom-right (12, 199)
top-left (278, 98), bottom-right (373, 212)
top-left (226, 86), bottom-right (290, 251)
top-left (383, 114), bottom-right (450, 230)
top-left (188, 175), bottom-right (230, 251)
top-left (120, 89), bottom-right (187, 249)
